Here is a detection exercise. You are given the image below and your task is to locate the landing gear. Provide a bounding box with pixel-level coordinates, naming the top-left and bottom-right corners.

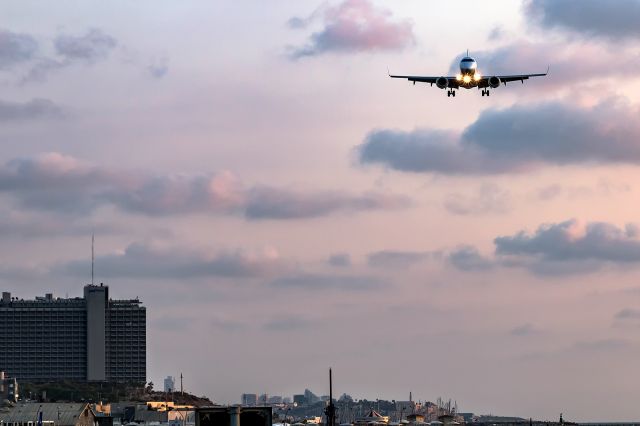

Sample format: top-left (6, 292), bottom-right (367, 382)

top-left (481, 89), bottom-right (490, 96)
top-left (447, 90), bottom-right (456, 97)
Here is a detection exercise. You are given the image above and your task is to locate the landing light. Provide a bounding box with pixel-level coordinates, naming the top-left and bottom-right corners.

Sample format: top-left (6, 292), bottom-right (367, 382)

top-left (473, 73), bottom-right (481, 81)
top-left (463, 75), bottom-right (471, 83)
top-left (456, 74), bottom-right (462, 81)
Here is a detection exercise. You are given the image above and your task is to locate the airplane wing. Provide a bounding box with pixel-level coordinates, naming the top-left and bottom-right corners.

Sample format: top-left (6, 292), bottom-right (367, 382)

top-left (388, 73), bottom-right (459, 88)
top-left (478, 68), bottom-right (549, 87)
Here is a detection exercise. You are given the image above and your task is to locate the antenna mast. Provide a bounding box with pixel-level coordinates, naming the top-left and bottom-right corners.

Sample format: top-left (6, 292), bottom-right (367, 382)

top-left (325, 369), bottom-right (336, 426)
top-left (91, 233), bottom-right (95, 285)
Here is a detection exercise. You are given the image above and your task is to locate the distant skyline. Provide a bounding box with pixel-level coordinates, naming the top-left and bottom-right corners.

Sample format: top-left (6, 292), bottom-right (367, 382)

top-left (1, 0), bottom-right (640, 421)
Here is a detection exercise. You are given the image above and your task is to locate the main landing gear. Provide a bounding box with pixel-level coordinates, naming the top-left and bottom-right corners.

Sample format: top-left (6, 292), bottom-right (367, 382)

top-left (481, 89), bottom-right (490, 96)
top-left (447, 90), bottom-right (456, 97)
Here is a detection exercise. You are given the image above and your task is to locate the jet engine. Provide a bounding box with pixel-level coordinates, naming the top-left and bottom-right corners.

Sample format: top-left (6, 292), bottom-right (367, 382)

top-left (436, 76), bottom-right (448, 89)
top-left (488, 76), bottom-right (501, 88)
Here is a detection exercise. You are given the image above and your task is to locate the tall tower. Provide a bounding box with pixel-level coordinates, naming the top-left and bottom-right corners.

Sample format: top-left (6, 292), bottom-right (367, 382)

top-left (85, 284), bottom-right (108, 381)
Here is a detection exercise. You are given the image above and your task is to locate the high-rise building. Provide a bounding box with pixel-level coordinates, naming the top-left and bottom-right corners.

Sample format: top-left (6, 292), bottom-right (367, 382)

top-left (304, 389), bottom-right (319, 404)
top-left (267, 395), bottom-right (283, 404)
top-left (164, 376), bottom-right (175, 392)
top-left (241, 393), bottom-right (258, 406)
top-left (0, 284), bottom-right (146, 382)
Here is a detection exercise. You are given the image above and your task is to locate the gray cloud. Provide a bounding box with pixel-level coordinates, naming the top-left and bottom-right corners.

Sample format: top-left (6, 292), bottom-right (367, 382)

top-left (0, 212), bottom-right (123, 239)
top-left (358, 99), bottom-right (640, 175)
top-left (367, 250), bottom-right (429, 268)
top-left (614, 308), bottom-right (640, 320)
top-left (0, 29), bottom-right (38, 68)
top-left (210, 316), bottom-right (247, 332)
top-left (572, 338), bottom-right (630, 352)
top-left (288, 0), bottom-right (414, 58)
top-left (328, 253), bottom-right (351, 267)
top-left (0, 98), bottom-right (65, 121)
top-left (525, 0), bottom-right (640, 41)
top-left (0, 27), bottom-right (158, 83)
top-left (20, 29), bottom-right (119, 83)
top-left (54, 28), bottom-right (117, 63)
top-left (510, 323), bottom-right (536, 336)
top-left (105, 172), bottom-right (245, 216)
top-left (245, 187), bottom-right (409, 219)
top-left (447, 246), bottom-right (494, 271)
top-left (147, 58), bottom-right (169, 79)
top-left (270, 273), bottom-right (384, 291)
top-left (495, 220), bottom-right (640, 263)
top-left (58, 242), bottom-right (286, 280)
top-left (487, 26), bottom-right (505, 41)
top-left (0, 153), bottom-right (120, 213)
top-left (0, 153), bottom-right (410, 219)
top-left (263, 316), bottom-right (314, 332)
top-left (444, 220), bottom-right (640, 276)
top-left (444, 184), bottom-right (510, 216)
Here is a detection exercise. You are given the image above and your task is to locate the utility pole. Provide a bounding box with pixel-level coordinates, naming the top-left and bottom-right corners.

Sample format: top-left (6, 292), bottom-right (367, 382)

top-left (324, 369), bottom-right (336, 426)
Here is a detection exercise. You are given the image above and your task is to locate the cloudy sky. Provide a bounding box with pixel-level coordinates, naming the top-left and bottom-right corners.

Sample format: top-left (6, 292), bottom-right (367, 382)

top-left (2, 0), bottom-right (640, 420)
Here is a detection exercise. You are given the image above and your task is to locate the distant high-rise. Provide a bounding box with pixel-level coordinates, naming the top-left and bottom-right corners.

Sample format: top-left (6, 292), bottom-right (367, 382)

top-left (0, 284), bottom-right (146, 382)
top-left (242, 393), bottom-right (258, 406)
top-left (267, 395), bottom-right (283, 404)
top-left (304, 389), bottom-right (320, 404)
top-left (164, 376), bottom-right (175, 392)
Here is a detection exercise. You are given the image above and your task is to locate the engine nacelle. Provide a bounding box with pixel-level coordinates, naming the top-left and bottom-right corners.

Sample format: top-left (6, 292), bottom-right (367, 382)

top-left (436, 76), bottom-right (448, 89)
top-left (488, 76), bottom-right (501, 88)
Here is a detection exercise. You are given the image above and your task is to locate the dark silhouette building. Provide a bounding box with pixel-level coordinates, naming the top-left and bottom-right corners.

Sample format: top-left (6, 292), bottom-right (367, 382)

top-left (0, 284), bottom-right (145, 383)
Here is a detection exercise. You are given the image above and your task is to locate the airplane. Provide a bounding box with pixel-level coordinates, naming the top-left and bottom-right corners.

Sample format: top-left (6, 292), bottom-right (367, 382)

top-left (389, 51), bottom-right (548, 97)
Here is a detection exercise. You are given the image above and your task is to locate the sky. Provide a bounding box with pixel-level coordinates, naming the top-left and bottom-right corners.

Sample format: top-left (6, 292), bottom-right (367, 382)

top-left (1, 0), bottom-right (640, 421)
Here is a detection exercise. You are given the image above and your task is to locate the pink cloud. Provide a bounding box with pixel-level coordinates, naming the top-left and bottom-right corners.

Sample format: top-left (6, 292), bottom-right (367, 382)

top-left (288, 0), bottom-right (414, 58)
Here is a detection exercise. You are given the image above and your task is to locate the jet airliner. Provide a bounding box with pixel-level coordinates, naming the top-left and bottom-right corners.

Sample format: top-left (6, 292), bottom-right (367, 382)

top-left (389, 52), bottom-right (548, 97)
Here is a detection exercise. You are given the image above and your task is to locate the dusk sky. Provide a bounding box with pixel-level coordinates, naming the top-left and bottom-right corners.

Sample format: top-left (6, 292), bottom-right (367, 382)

top-left (2, 0), bottom-right (640, 421)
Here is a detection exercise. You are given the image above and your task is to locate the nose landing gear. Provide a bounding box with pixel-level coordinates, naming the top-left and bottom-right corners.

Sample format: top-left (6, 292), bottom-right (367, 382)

top-left (481, 89), bottom-right (490, 96)
top-left (447, 90), bottom-right (456, 97)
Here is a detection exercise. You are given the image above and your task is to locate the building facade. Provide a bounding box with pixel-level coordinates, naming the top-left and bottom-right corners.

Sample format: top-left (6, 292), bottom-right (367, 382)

top-left (0, 371), bottom-right (18, 402)
top-left (0, 285), bottom-right (145, 383)
top-left (242, 394), bottom-right (258, 406)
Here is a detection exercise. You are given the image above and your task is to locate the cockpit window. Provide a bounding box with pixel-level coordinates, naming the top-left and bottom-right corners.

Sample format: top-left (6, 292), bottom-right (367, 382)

top-left (461, 58), bottom-right (474, 62)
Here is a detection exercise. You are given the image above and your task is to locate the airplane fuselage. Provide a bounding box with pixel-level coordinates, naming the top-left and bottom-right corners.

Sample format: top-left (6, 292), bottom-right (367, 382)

top-left (457, 56), bottom-right (481, 88)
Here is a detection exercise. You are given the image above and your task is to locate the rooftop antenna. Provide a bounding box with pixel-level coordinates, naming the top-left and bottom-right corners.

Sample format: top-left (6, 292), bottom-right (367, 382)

top-left (180, 372), bottom-right (184, 396)
top-left (91, 232), bottom-right (95, 285)
top-left (325, 368), bottom-right (336, 426)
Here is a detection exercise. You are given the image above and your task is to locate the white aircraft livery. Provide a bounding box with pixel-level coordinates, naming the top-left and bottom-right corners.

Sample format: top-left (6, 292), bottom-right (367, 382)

top-left (389, 51), bottom-right (548, 97)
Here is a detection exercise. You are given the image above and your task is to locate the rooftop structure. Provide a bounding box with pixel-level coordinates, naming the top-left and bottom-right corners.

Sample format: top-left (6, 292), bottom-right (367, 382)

top-left (0, 402), bottom-right (96, 426)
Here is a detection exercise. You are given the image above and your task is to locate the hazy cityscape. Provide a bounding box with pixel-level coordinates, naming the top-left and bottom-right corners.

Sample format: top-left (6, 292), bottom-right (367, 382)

top-left (1, 0), bottom-right (640, 424)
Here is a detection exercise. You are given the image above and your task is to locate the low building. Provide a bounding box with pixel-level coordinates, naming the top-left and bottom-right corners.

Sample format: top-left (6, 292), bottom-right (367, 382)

top-left (406, 414), bottom-right (425, 424)
top-left (0, 371), bottom-right (18, 403)
top-left (196, 407), bottom-right (271, 426)
top-left (0, 403), bottom-right (96, 426)
top-left (355, 410), bottom-right (389, 425)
